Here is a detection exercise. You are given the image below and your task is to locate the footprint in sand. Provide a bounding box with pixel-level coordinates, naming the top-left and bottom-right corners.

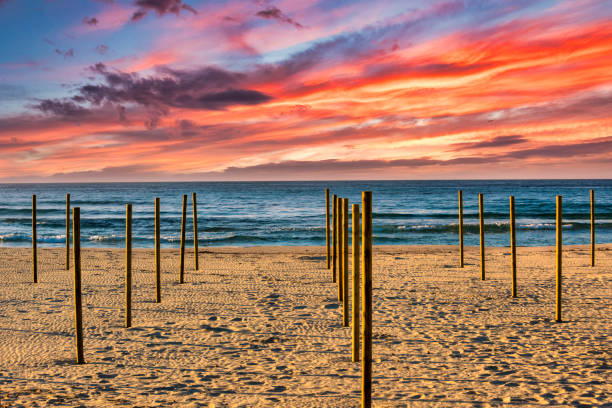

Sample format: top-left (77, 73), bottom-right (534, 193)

top-left (97, 373), bottom-right (118, 379)
top-left (324, 303), bottom-right (339, 309)
top-left (471, 334), bottom-right (490, 343)
top-left (200, 324), bottom-right (233, 333)
top-left (144, 331), bottom-right (169, 339)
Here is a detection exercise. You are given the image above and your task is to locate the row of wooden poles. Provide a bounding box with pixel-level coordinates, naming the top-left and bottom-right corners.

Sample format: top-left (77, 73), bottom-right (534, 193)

top-left (323, 188), bottom-right (598, 406)
top-left (324, 189), bottom-right (597, 326)
top-left (323, 189), bottom-right (373, 408)
top-left (458, 190), bottom-right (597, 323)
top-left (29, 193), bottom-right (202, 364)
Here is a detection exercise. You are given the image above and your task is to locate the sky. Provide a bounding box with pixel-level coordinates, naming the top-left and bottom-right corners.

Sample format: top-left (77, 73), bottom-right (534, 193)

top-left (0, 0), bottom-right (611, 182)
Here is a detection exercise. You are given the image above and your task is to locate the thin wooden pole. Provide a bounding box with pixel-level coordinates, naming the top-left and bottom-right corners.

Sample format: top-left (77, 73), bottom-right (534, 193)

top-left (32, 194), bottom-right (37, 283)
top-left (326, 188), bottom-right (330, 270)
top-left (342, 198), bottom-right (349, 327)
top-left (125, 204), bottom-right (132, 328)
top-left (338, 198), bottom-right (343, 302)
top-left (479, 193), bottom-right (485, 280)
top-left (179, 194), bottom-right (187, 284)
top-left (332, 194), bottom-right (337, 283)
top-left (352, 203), bottom-right (360, 362)
top-left (590, 189), bottom-right (595, 267)
top-left (458, 190), bottom-right (464, 268)
top-left (510, 196), bottom-right (517, 298)
top-left (66, 193), bottom-right (70, 270)
top-left (361, 191), bottom-right (372, 408)
top-left (193, 192), bottom-right (199, 271)
top-left (155, 197), bottom-right (161, 303)
top-left (556, 195), bottom-right (562, 323)
top-left (72, 207), bottom-right (84, 364)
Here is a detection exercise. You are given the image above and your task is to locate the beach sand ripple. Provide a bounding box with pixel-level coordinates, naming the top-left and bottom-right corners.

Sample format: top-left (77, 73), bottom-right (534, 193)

top-left (0, 245), bottom-right (610, 407)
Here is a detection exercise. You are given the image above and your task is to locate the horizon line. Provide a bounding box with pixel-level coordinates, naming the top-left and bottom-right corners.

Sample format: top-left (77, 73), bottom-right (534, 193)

top-left (1, 177), bottom-right (611, 185)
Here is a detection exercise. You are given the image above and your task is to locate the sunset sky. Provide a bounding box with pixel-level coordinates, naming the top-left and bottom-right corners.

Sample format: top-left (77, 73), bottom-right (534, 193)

top-left (0, 0), bottom-right (611, 181)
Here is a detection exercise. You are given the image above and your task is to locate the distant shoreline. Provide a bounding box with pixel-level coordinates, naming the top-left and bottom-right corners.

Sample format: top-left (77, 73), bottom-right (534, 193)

top-left (2, 178), bottom-right (612, 184)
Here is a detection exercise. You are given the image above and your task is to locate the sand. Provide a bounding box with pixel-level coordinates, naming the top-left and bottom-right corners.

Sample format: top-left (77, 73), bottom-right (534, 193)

top-left (0, 244), bottom-right (610, 407)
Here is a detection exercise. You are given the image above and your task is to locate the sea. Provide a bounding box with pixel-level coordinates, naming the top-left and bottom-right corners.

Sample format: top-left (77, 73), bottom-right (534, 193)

top-left (0, 180), bottom-right (610, 248)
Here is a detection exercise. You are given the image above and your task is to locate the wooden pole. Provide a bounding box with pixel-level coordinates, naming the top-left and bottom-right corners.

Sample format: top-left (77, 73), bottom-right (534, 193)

top-left (352, 203), bottom-right (360, 362)
top-left (510, 196), bottom-right (517, 298)
top-left (32, 194), bottom-right (37, 283)
top-left (342, 198), bottom-right (349, 327)
top-left (590, 189), bottom-right (595, 267)
top-left (337, 198), bottom-right (343, 302)
top-left (361, 191), bottom-right (372, 408)
top-left (326, 188), bottom-right (330, 270)
top-left (66, 193), bottom-right (70, 270)
top-left (155, 197), bottom-right (161, 303)
top-left (458, 190), bottom-right (464, 268)
top-left (479, 193), bottom-right (485, 280)
top-left (193, 192), bottom-right (199, 271)
top-left (72, 207), bottom-right (84, 364)
top-left (556, 195), bottom-right (562, 323)
top-left (179, 194), bottom-right (187, 284)
top-left (125, 204), bottom-right (132, 328)
top-left (332, 194), bottom-right (337, 283)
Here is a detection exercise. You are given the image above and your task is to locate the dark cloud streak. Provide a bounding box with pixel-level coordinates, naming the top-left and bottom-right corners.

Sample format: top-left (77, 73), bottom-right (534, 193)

top-left (34, 63), bottom-right (272, 127)
top-left (78, 63), bottom-right (272, 110)
top-left (33, 99), bottom-right (90, 117)
top-left (95, 44), bottom-right (109, 55)
top-left (256, 6), bottom-right (303, 28)
top-left (131, 0), bottom-right (197, 22)
top-left (207, 136), bottom-right (612, 176)
top-left (55, 48), bottom-right (74, 58)
top-left (83, 17), bottom-right (99, 26)
top-left (503, 137), bottom-right (612, 159)
top-left (451, 135), bottom-right (527, 151)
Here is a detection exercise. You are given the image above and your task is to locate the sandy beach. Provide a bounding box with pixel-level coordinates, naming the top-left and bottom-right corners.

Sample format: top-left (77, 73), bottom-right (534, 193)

top-left (0, 244), bottom-right (610, 407)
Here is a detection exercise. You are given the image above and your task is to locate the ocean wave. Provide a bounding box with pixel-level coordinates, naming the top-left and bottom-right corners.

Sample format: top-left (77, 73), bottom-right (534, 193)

top-left (269, 226), bottom-right (324, 232)
top-left (373, 211), bottom-right (612, 220)
top-left (0, 233), bottom-right (66, 243)
top-left (39, 235), bottom-right (67, 243)
top-left (0, 233), bottom-right (30, 242)
top-left (87, 234), bottom-right (124, 243)
top-left (373, 221), bottom-right (612, 234)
